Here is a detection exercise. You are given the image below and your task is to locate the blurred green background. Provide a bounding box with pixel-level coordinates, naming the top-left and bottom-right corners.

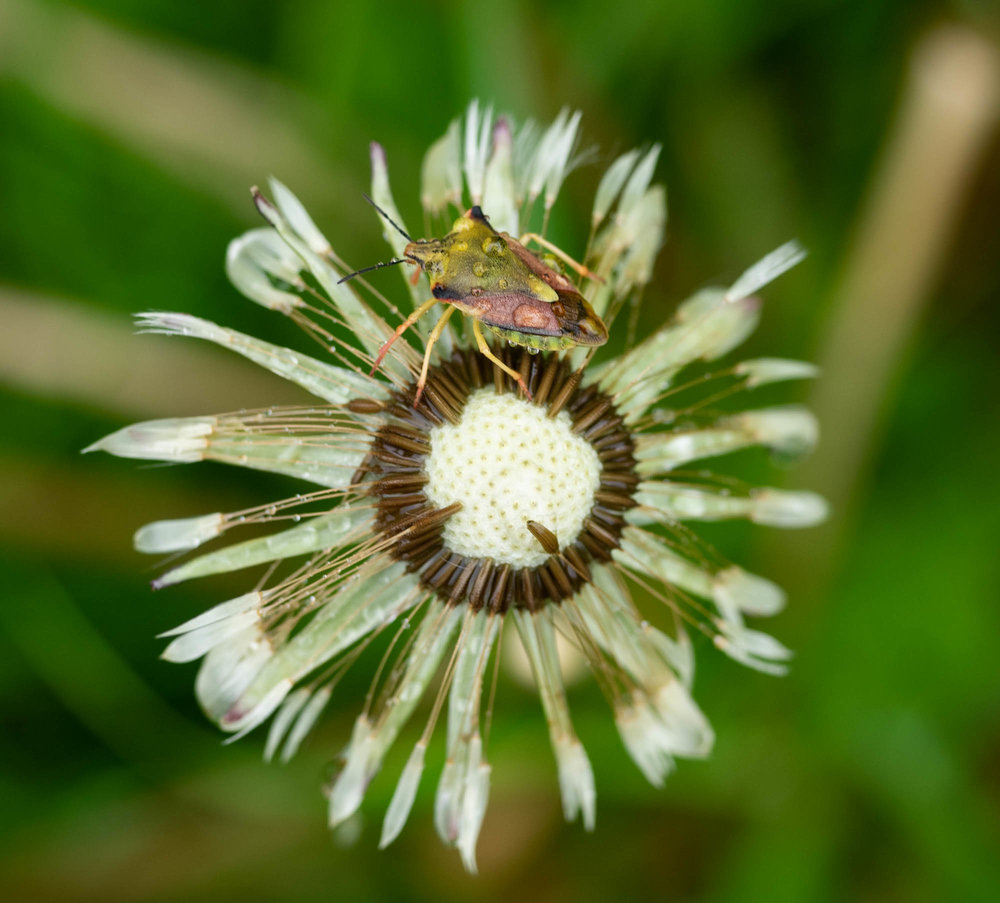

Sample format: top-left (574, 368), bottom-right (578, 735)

top-left (2, 0), bottom-right (998, 900)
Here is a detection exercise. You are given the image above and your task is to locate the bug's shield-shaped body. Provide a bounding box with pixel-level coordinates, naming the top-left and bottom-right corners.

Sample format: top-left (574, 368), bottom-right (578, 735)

top-left (404, 207), bottom-right (608, 351)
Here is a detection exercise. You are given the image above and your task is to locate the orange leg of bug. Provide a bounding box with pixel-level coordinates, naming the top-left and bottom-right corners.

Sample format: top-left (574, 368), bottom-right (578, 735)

top-left (472, 319), bottom-right (532, 399)
top-left (412, 305), bottom-right (457, 407)
top-left (370, 296), bottom-right (439, 376)
top-left (518, 232), bottom-right (604, 284)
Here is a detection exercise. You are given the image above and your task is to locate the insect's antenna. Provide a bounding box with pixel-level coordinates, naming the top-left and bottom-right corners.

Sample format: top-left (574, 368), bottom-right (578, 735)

top-left (337, 258), bottom-right (409, 284)
top-left (362, 193), bottom-right (413, 242)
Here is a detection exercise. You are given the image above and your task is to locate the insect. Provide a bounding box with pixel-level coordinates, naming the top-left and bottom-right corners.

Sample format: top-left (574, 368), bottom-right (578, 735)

top-left (341, 200), bottom-right (608, 405)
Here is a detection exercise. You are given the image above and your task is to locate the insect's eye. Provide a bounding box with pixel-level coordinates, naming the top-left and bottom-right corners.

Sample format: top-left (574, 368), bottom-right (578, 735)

top-left (432, 283), bottom-right (449, 298)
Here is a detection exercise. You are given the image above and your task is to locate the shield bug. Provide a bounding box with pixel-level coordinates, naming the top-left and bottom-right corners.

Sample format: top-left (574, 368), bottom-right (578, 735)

top-left (341, 200), bottom-right (608, 405)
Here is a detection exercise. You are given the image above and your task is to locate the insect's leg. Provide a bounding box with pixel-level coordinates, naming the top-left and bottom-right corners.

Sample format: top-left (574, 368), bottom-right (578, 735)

top-left (413, 306), bottom-right (457, 407)
top-left (518, 232), bottom-right (604, 284)
top-left (472, 319), bottom-right (532, 399)
top-left (370, 296), bottom-right (439, 375)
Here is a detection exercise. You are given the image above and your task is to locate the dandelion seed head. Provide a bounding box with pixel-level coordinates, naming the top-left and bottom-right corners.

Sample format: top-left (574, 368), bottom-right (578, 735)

top-left (88, 100), bottom-right (825, 872)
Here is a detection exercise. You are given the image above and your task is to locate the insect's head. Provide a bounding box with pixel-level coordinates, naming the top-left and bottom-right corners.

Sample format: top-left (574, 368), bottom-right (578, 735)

top-left (400, 235), bottom-right (449, 279)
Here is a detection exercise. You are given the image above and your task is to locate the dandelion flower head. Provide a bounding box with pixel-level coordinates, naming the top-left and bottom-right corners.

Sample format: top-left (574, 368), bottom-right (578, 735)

top-left (88, 102), bottom-right (826, 872)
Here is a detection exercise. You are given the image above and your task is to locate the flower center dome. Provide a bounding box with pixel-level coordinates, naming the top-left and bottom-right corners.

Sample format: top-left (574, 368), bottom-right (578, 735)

top-left (424, 389), bottom-right (602, 568)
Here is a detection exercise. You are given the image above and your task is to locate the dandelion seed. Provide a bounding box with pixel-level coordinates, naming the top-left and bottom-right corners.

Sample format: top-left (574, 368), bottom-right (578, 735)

top-left (88, 102), bottom-right (824, 872)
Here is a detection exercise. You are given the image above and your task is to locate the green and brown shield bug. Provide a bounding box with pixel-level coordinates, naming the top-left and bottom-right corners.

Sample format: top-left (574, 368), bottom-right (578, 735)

top-left (341, 200), bottom-right (608, 405)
